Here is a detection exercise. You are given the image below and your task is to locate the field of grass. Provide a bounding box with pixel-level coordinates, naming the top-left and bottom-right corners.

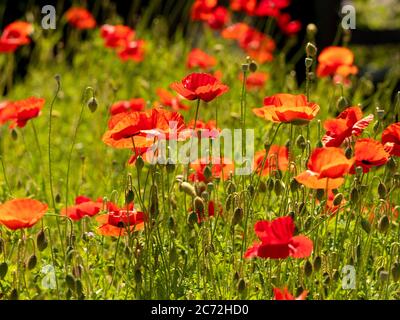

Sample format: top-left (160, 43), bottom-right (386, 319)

top-left (0, 1), bottom-right (399, 300)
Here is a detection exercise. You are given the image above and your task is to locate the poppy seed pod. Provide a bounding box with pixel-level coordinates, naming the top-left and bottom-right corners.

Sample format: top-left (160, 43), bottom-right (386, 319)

top-left (87, 96), bottom-right (98, 113)
top-left (249, 61), bottom-right (258, 73)
top-left (241, 63), bottom-right (249, 72)
top-left (180, 182), bottom-right (196, 197)
top-left (378, 215), bottom-right (390, 233)
top-left (305, 42), bottom-right (317, 57)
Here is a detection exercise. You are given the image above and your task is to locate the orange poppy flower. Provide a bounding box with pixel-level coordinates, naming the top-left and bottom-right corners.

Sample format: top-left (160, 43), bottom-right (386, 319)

top-left (229, 0), bottom-right (257, 15)
top-left (100, 24), bottom-right (135, 48)
top-left (170, 73), bottom-right (229, 102)
top-left (103, 108), bottom-right (187, 149)
top-left (65, 7), bottom-right (96, 30)
top-left (61, 196), bottom-right (102, 221)
top-left (0, 21), bottom-right (33, 53)
top-left (189, 157), bottom-right (234, 183)
top-left (253, 93), bottom-right (319, 125)
top-left (295, 147), bottom-right (354, 189)
top-left (239, 71), bottom-right (269, 90)
top-left (0, 101), bottom-right (15, 125)
top-left (7, 97), bottom-right (45, 128)
top-left (274, 287), bottom-right (308, 300)
top-left (96, 209), bottom-right (145, 237)
top-left (118, 40), bottom-right (146, 62)
top-left (187, 48), bottom-right (217, 70)
top-left (352, 138), bottom-right (389, 173)
top-left (322, 106), bottom-right (374, 147)
top-left (317, 46), bottom-right (358, 78)
top-left (254, 145), bottom-right (289, 176)
top-left (191, 0), bottom-right (217, 20)
top-left (221, 23), bottom-right (250, 40)
top-left (0, 198), bottom-right (48, 230)
top-left (154, 88), bottom-right (189, 111)
top-left (382, 122), bottom-right (400, 157)
top-left (110, 98), bottom-right (146, 115)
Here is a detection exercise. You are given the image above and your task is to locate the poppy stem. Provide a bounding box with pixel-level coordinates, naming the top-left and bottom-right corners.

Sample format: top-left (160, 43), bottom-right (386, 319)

top-left (0, 155), bottom-right (12, 196)
top-left (186, 98), bottom-right (201, 180)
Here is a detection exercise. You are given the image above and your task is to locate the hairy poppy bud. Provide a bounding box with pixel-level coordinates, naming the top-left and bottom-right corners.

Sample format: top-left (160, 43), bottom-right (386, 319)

top-left (258, 180), bottom-right (267, 193)
top-left (378, 182), bottom-right (387, 199)
top-left (360, 218), bottom-right (371, 234)
top-left (274, 180), bottom-right (285, 196)
top-left (226, 194), bottom-right (233, 211)
top-left (249, 61), bottom-right (258, 73)
top-left (9, 288), bottom-right (18, 300)
top-left (333, 193), bottom-right (343, 206)
top-left (387, 157), bottom-right (397, 172)
top-left (227, 181), bottom-right (236, 194)
top-left (247, 184), bottom-right (255, 196)
top-left (232, 207), bottom-right (243, 226)
top-left (378, 215), bottom-right (390, 233)
top-left (168, 216), bottom-right (175, 230)
top-left (134, 268), bottom-right (142, 284)
top-left (87, 97), bottom-right (98, 113)
top-left (203, 165), bottom-right (212, 180)
top-left (391, 262), bottom-right (400, 282)
top-left (336, 96), bottom-right (349, 111)
top-left (180, 182), bottom-right (196, 197)
top-left (313, 256), bottom-right (321, 272)
top-left (267, 178), bottom-right (274, 192)
top-left (27, 254), bottom-right (37, 270)
top-left (125, 189), bottom-right (135, 204)
top-left (65, 274), bottom-right (76, 291)
top-left (0, 262), bottom-right (8, 279)
top-left (304, 260), bottom-right (313, 277)
top-left (187, 211), bottom-right (198, 225)
top-left (55, 193), bottom-right (61, 203)
top-left (316, 189), bottom-right (325, 201)
top-left (350, 188), bottom-right (359, 203)
top-left (305, 42), bottom-right (317, 57)
top-left (345, 146), bottom-right (352, 159)
top-left (135, 156), bottom-right (144, 171)
top-left (201, 191), bottom-right (209, 202)
top-left (296, 135), bottom-right (306, 150)
top-left (237, 278), bottom-right (246, 292)
top-left (37, 229), bottom-right (48, 252)
top-left (194, 196), bottom-right (205, 214)
top-left (11, 129), bottom-right (18, 140)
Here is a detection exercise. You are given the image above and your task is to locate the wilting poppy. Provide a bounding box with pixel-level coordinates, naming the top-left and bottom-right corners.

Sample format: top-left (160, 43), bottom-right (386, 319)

top-left (253, 93), bottom-right (319, 125)
top-left (103, 108), bottom-right (187, 149)
top-left (187, 48), bottom-right (217, 70)
top-left (189, 157), bottom-right (234, 183)
top-left (245, 216), bottom-right (313, 259)
top-left (382, 122), bottom-right (400, 157)
top-left (352, 138), bottom-right (389, 173)
top-left (61, 196), bottom-right (102, 221)
top-left (295, 147), bottom-right (354, 189)
top-left (5, 97), bottom-right (45, 128)
top-left (65, 7), bottom-right (96, 29)
top-left (322, 106), bottom-right (374, 147)
top-left (170, 73), bottom-right (229, 102)
top-left (118, 39), bottom-right (146, 62)
top-left (0, 21), bottom-right (33, 53)
top-left (0, 198), bottom-right (48, 230)
top-left (273, 287), bottom-right (308, 300)
top-left (239, 71), bottom-right (269, 90)
top-left (100, 24), bottom-right (135, 48)
top-left (277, 13), bottom-right (302, 35)
top-left (154, 88), bottom-right (189, 111)
top-left (110, 98), bottom-right (146, 115)
top-left (96, 209), bottom-right (145, 237)
top-left (317, 46), bottom-right (358, 78)
top-left (254, 145), bottom-right (289, 176)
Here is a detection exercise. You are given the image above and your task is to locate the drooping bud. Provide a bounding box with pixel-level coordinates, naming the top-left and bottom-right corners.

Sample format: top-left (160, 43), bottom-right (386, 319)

top-left (391, 262), bottom-right (400, 282)
top-left (249, 61), bottom-right (258, 73)
top-left (11, 129), bottom-right (18, 140)
top-left (232, 207), bottom-right (243, 226)
top-left (378, 182), bottom-right (387, 199)
top-left (180, 182), bottom-right (196, 197)
top-left (378, 215), bottom-right (390, 233)
top-left (345, 146), bottom-right (352, 159)
top-left (135, 156), bottom-right (145, 171)
top-left (304, 260), bottom-right (313, 277)
top-left (237, 278), bottom-right (246, 292)
top-left (241, 63), bottom-right (249, 72)
top-left (0, 262), bottom-right (8, 279)
top-left (87, 97), bottom-right (98, 113)
top-left (274, 180), bottom-right (285, 196)
top-left (203, 165), bottom-right (212, 180)
top-left (194, 196), bottom-right (205, 215)
top-left (37, 229), bottom-right (48, 252)
top-left (360, 218), bottom-right (371, 234)
top-left (26, 254), bottom-right (37, 270)
top-left (187, 211), bottom-right (198, 225)
top-left (350, 187), bottom-right (359, 203)
top-left (305, 57), bottom-right (313, 69)
top-left (290, 178), bottom-right (300, 193)
top-left (125, 189), bottom-right (135, 204)
top-left (316, 189), bottom-right (325, 201)
top-left (333, 193), bottom-right (343, 206)
top-left (336, 96), bottom-right (349, 111)
top-left (313, 256), bottom-right (321, 272)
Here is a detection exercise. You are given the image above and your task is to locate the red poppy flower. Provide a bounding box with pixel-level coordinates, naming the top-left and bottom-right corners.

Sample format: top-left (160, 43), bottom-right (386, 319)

top-left (317, 46), bottom-right (358, 78)
top-left (0, 101), bottom-right (15, 125)
top-left (295, 147), bottom-right (354, 189)
top-left (154, 88), bottom-right (189, 111)
top-left (253, 94), bottom-right (319, 125)
top-left (277, 13), bottom-right (302, 35)
top-left (254, 145), bottom-right (289, 176)
top-left (191, 200), bottom-right (223, 223)
top-left (239, 71), bottom-right (269, 90)
top-left (0, 198), bottom-right (47, 230)
top-left (61, 196), bottom-right (102, 221)
top-left (352, 138), bottom-right (389, 173)
top-left (191, 0), bottom-right (217, 21)
top-left (187, 48), bottom-right (217, 70)
top-left (100, 24), bottom-right (135, 48)
top-left (322, 106), bottom-right (374, 147)
top-left (274, 287), bottom-right (308, 300)
top-left (110, 98), bottom-right (146, 115)
top-left (382, 122), bottom-right (400, 157)
top-left (0, 21), bottom-right (33, 53)
top-left (6, 97), bottom-right (45, 128)
top-left (187, 119), bottom-right (220, 138)
top-left (103, 108), bottom-right (187, 149)
top-left (65, 7), bottom-right (96, 29)
top-left (206, 6), bottom-right (230, 30)
top-left (189, 157), bottom-right (234, 183)
top-left (245, 216), bottom-right (313, 259)
top-left (170, 73), bottom-right (229, 102)
top-left (239, 28), bottom-right (275, 63)
top-left (221, 23), bottom-right (250, 40)
top-left (96, 209), bottom-right (145, 237)
top-left (118, 40), bottom-right (145, 62)
top-left (127, 145), bottom-right (154, 165)
top-left (230, 0), bottom-right (257, 15)
top-left (254, 0), bottom-right (289, 17)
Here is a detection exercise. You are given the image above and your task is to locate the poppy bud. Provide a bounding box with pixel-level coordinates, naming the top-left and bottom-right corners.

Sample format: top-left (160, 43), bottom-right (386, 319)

top-left (135, 156), bottom-right (145, 171)
top-left (387, 157), bottom-right (397, 172)
top-left (391, 262), bottom-right (400, 282)
top-left (247, 184), bottom-right (255, 196)
top-left (305, 57), bottom-right (313, 69)
top-left (336, 96), bottom-right (349, 111)
top-left (378, 215), bottom-right (390, 233)
top-left (166, 161), bottom-right (175, 174)
top-left (237, 278), bottom-right (246, 292)
top-left (241, 63), bottom-right (249, 72)
top-left (125, 189), bottom-right (135, 204)
top-left (201, 191), bottom-right (209, 202)
top-left (226, 194), bottom-right (233, 211)
top-left (87, 97), bottom-right (98, 113)
top-left (274, 180), bottom-right (285, 196)
top-left (9, 288), bottom-right (18, 300)
top-left (207, 182), bottom-right (214, 192)
top-left (316, 141), bottom-right (323, 148)
top-left (361, 218), bottom-right (371, 233)
top-left (232, 207), bottom-right (243, 226)
top-left (203, 165), bottom-right (212, 180)
top-left (233, 271), bottom-right (240, 282)
top-left (0, 262), bottom-right (8, 279)
top-left (305, 42), bottom-right (317, 57)
top-left (168, 216), bottom-right (175, 230)
top-left (304, 260), bottom-right (313, 277)
top-left (195, 181), bottom-right (206, 196)
top-left (26, 254), bottom-right (37, 270)
top-left (379, 270), bottom-right (389, 283)
top-left (55, 193), bottom-right (61, 203)
top-left (187, 211), bottom-right (198, 225)
top-left (378, 182), bottom-right (387, 199)
top-left (37, 229), bottom-right (48, 252)
top-left (316, 189), bottom-right (325, 201)
top-left (73, 264), bottom-right (83, 278)
top-left (376, 107), bottom-right (385, 120)
top-left (306, 24), bottom-right (317, 38)
top-left (296, 135), bottom-right (306, 150)
top-left (333, 193), bottom-right (343, 206)
top-left (249, 61), bottom-right (258, 73)
top-left (194, 196), bottom-right (205, 214)
top-left (180, 182), bottom-right (196, 197)
top-left (345, 146), bottom-right (352, 159)
top-left (134, 268), bottom-right (142, 284)
top-left (313, 256), bottom-right (321, 272)
top-left (350, 187), bottom-right (359, 203)
top-left (267, 178), bottom-right (275, 192)
top-left (333, 269), bottom-right (340, 281)
top-left (227, 181), bottom-right (236, 194)
top-left (65, 274), bottom-right (76, 291)
top-left (11, 129), bottom-right (18, 140)
top-left (75, 279), bottom-right (83, 294)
